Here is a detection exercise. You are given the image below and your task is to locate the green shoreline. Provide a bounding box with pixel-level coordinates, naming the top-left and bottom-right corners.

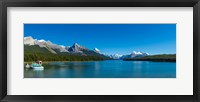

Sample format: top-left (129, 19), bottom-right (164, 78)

top-left (24, 54), bottom-right (176, 63)
top-left (122, 59), bottom-right (176, 62)
top-left (24, 60), bottom-right (105, 63)
top-left (24, 59), bottom-right (176, 64)
top-left (123, 54), bottom-right (176, 62)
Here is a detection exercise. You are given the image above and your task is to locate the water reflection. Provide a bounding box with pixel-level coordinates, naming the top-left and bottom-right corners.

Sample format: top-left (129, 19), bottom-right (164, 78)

top-left (33, 69), bottom-right (44, 71)
top-left (24, 60), bottom-right (176, 78)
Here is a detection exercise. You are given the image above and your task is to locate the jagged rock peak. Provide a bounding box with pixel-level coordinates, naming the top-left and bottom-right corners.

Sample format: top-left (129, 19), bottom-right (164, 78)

top-left (24, 36), bottom-right (35, 45)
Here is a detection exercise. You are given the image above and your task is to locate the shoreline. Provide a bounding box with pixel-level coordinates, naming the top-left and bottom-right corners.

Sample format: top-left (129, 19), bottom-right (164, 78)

top-left (123, 59), bottom-right (176, 62)
top-left (24, 59), bottom-right (176, 63)
top-left (24, 60), bottom-right (106, 63)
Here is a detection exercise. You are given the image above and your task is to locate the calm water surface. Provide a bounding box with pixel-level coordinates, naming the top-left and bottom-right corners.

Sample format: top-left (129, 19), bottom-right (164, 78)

top-left (24, 60), bottom-right (176, 78)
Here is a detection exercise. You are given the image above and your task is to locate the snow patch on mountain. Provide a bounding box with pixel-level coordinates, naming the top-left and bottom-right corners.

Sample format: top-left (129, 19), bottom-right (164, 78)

top-left (130, 51), bottom-right (149, 58)
top-left (94, 48), bottom-right (100, 53)
top-left (38, 39), bottom-right (45, 42)
top-left (65, 46), bottom-right (70, 50)
top-left (24, 36), bottom-right (68, 53)
top-left (110, 51), bottom-right (149, 59)
top-left (24, 36), bottom-right (35, 45)
top-left (60, 45), bottom-right (65, 48)
top-left (68, 43), bottom-right (87, 53)
top-left (110, 54), bottom-right (123, 59)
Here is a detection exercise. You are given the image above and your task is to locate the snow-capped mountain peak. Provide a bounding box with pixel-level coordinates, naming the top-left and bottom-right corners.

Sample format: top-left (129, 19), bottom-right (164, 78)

top-left (24, 36), bottom-right (35, 45)
top-left (38, 39), bottom-right (46, 42)
top-left (24, 36), bottom-right (68, 53)
top-left (130, 51), bottom-right (149, 58)
top-left (60, 45), bottom-right (65, 48)
top-left (94, 48), bottom-right (100, 53)
top-left (110, 51), bottom-right (150, 59)
top-left (110, 54), bottom-right (123, 59)
top-left (132, 51), bottom-right (142, 54)
top-left (68, 43), bottom-right (87, 53)
top-left (24, 36), bottom-right (150, 58)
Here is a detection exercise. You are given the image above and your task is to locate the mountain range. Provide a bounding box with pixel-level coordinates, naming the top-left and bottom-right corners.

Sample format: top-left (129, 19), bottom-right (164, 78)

top-left (110, 51), bottom-right (149, 59)
top-left (25, 36), bottom-right (103, 54)
top-left (24, 36), bottom-right (150, 61)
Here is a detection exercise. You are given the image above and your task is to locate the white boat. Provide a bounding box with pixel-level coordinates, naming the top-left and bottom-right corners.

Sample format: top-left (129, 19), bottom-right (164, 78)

top-left (31, 60), bottom-right (44, 69)
top-left (31, 66), bottom-right (44, 69)
top-left (33, 68), bottom-right (44, 71)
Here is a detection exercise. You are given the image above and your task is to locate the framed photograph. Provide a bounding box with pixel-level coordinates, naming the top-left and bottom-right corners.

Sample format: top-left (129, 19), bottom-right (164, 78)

top-left (1, 0), bottom-right (200, 102)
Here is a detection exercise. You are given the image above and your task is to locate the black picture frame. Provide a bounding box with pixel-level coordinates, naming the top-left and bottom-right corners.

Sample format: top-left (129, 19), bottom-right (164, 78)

top-left (0, 0), bottom-right (200, 102)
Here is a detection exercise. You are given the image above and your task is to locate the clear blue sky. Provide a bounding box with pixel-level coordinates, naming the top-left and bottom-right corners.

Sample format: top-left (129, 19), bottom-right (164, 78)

top-left (24, 24), bottom-right (176, 55)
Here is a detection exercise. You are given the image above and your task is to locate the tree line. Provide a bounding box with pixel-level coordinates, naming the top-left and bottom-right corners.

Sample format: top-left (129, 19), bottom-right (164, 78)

top-left (24, 52), bottom-right (107, 61)
top-left (24, 45), bottom-right (109, 62)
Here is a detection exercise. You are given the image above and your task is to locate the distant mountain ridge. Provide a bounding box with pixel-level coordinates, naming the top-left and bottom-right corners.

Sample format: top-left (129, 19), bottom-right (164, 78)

top-left (68, 43), bottom-right (88, 53)
top-left (25, 36), bottom-right (68, 54)
top-left (110, 51), bottom-right (149, 59)
top-left (24, 36), bottom-right (100, 55)
top-left (24, 36), bottom-right (111, 61)
top-left (24, 36), bottom-right (150, 61)
top-left (123, 54), bottom-right (176, 62)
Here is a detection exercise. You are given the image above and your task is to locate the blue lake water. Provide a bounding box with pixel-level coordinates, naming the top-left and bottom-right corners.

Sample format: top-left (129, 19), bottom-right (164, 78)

top-left (24, 60), bottom-right (176, 78)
